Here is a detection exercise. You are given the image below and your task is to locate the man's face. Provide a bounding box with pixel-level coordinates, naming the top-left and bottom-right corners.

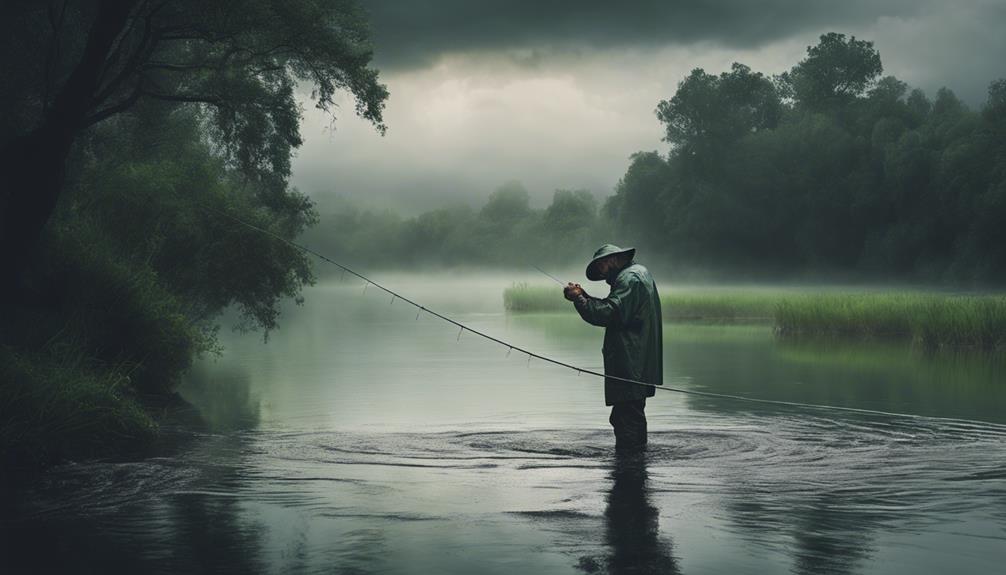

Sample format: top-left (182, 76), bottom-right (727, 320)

top-left (596, 254), bottom-right (623, 278)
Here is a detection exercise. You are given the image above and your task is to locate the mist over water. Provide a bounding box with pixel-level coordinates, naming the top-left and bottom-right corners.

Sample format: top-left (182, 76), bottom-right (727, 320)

top-left (3, 273), bottom-right (1005, 574)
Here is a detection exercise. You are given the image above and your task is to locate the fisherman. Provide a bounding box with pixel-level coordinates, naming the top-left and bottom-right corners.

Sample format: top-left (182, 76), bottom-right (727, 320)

top-left (563, 244), bottom-right (663, 450)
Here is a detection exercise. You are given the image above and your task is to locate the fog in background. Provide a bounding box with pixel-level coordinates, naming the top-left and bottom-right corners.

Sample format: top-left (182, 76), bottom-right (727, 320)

top-left (291, 0), bottom-right (1006, 215)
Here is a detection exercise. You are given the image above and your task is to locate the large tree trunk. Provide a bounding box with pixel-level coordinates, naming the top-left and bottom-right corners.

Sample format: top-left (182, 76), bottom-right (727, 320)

top-left (0, 0), bottom-right (137, 296)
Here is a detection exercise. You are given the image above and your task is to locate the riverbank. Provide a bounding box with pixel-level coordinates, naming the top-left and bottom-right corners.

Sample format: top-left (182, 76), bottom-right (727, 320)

top-left (0, 346), bottom-right (158, 468)
top-left (503, 284), bottom-right (1006, 349)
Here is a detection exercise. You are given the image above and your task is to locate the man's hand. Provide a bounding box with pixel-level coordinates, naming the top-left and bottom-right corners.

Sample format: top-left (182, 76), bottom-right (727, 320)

top-left (564, 282), bottom-right (585, 302)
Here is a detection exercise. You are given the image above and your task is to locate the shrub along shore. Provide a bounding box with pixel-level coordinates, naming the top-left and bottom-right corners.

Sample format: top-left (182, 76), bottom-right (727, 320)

top-left (0, 346), bottom-right (158, 467)
top-left (503, 284), bottom-right (1006, 350)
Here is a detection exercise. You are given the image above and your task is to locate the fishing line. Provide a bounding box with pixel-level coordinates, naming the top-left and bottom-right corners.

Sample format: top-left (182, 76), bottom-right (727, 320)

top-left (205, 206), bottom-right (1006, 430)
top-left (530, 264), bottom-right (566, 286)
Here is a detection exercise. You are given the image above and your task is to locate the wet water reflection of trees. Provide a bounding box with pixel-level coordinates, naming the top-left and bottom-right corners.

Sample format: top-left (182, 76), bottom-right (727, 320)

top-left (1, 365), bottom-right (267, 574)
top-left (0, 442), bottom-right (268, 574)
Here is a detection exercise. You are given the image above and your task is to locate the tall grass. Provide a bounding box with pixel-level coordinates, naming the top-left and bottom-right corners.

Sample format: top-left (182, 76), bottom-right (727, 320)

top-left (0, 345), bottom-right (157, 467)
top-left (504, 284), bottom-right (1006, 350)
top-left (776, 294), bottom-right (1006, 349)
top-left (503, 282), bottom-right (569, 312)
top-left (0, 227), bottom-right (210, 467)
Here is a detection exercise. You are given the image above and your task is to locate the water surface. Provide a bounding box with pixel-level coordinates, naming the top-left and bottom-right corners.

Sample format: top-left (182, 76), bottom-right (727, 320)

top-left (3, 274), bottom-right (1005, 574)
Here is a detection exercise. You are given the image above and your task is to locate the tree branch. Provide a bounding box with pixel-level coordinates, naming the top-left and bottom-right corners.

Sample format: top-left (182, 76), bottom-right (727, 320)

top-left (80, 77), bottom-right (146, 128)
top-left (42, 0), bottom-right (68, 112)
top-left (141, 89), bottom-right (222, 105)
top-left (91, 3), bottom-right (162, 108)
top-left (141, 61), bottom-right (216, 72)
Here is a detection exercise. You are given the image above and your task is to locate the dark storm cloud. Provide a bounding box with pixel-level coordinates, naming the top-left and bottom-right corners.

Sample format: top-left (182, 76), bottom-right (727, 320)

top-left (293, 0), bottom-right (1006, 214)
top-left (361, 0), bottom-right (921, 69)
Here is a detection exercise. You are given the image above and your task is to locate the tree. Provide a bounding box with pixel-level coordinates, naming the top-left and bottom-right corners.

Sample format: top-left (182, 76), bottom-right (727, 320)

top-left (542, 189), bottom-right (598, 261)
top-left (655, 63), bottom-right (781, 159)
top-left (544, 189), bottom-right (596, 232)
top-left (985, 79), bottom-right (1006, 126)
top-left (964, 79), bottom-right (1006, 281)
top-left (479, 180), bottom-right (532, 229)
top-left (0, 0), bottom-right (388, 292)
top-left (607, 151), bottom-right (671, 247)
top-left (782, 32), bottom-right (882, 111)
top-left (38, 104), bottom-right (319, 382)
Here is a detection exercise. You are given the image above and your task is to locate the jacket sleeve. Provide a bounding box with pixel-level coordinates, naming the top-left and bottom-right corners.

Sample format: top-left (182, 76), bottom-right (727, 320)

top-left (573, 273), bottom-right (641, 328)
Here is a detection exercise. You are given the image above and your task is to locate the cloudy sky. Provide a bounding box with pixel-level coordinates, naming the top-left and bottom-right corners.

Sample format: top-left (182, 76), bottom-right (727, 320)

top-left (291, 0), bottom-right (1006, 215)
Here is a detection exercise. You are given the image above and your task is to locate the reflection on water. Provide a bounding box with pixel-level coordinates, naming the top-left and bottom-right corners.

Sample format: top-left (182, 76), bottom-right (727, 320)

top-left (662, 324), bottom-right (1006, 424)
top-left (2, 422), bottom-right (1005, 573)
top-left (3, 275), bottom-right (1006, 574)
top-left (789, 492), bottom-right (873, 575)
top-left (601, 450), bottom-right (678, 574)
top-left (181, 362), bottom-right (260, 432)
top-left (0, 433), bottom-right (268, 574)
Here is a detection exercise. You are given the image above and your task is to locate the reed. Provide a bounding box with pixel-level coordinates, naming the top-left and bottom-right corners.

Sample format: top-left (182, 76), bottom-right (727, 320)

top-left (776, 293), bottom-right (1006, 349)
top-left (503, 282), bottom-right (569, 312)
top-left (503, 284), bottom-right (1006, 349)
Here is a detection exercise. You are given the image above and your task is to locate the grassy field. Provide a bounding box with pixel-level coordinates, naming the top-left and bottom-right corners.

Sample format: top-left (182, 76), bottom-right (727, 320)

top-left (503, 283), bottom-right (1006, 350)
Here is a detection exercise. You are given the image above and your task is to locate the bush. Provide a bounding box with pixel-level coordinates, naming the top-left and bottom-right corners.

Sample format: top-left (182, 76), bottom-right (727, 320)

top-left (33, 223), bottom-right (214, 394)
top-left (0, 346), bottom-right (156, 468)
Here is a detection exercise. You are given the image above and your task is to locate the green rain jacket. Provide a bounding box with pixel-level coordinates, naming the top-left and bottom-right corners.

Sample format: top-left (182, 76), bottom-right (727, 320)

top-left (573, 262), bottom-right (663, 405)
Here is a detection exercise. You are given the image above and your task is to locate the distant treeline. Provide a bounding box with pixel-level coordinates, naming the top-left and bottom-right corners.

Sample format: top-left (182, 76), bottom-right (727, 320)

top-left (301, 183), bottom-right (610, 269)
top-left (308, 33), bottom-right (1006, 284)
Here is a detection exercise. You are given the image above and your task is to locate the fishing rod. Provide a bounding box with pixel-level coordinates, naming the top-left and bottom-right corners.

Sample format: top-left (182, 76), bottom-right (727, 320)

top-left (204, 205), bottom-right (1006, 429)
top-left (530, 264), bottom-right (566, 286)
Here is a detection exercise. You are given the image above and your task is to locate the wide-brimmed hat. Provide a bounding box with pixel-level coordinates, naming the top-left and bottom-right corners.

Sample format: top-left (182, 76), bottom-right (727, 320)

top-left (585, 244), bottom-right (636, 280)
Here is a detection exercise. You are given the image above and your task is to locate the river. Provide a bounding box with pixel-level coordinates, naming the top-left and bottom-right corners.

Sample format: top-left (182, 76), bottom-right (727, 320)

top-left (3, 273), bottom-right (1005, 574)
